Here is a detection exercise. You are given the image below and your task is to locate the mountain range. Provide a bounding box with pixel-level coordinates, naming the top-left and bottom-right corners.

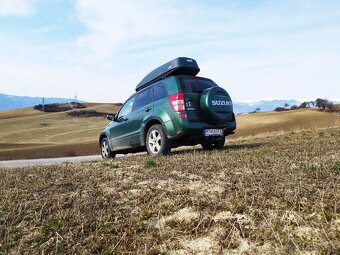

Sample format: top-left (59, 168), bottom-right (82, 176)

top-left (0, 92), bottom-right (304, 113)
top-left (0, 93), bottom-right (79, 111)
top-left (233, 99), bottom-right (301, 114)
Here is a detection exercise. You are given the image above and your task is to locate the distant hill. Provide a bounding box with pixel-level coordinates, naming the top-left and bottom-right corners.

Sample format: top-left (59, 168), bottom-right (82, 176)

top-left (233, 99), bottom-right (301, 114)
top-left (0, 93), bottom-right (83, 110)
top-left (1, 92), bottom-right (336, 114)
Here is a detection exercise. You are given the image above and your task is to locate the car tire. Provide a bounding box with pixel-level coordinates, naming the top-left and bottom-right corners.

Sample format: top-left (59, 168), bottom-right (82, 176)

top-left (146, 124), bottom-right (171, 156)
top-left (100, 137), bottom-right (116, 159)
top-left (201, 142), bottom-right (214, 150)
top-left (214, 136), bottom-right (225, 149)
top-left (201, 136), bottom-right (225, 150)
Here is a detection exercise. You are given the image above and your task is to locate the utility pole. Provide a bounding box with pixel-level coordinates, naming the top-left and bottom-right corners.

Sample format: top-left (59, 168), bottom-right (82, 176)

top-left (40, 97), bottom-right (45, 126)
top-left (74, 91), bottom-right (77, 110)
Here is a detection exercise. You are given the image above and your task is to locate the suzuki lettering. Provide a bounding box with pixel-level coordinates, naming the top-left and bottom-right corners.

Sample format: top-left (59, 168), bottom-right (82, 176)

top-left (211, 100), bottom-right (232, 106)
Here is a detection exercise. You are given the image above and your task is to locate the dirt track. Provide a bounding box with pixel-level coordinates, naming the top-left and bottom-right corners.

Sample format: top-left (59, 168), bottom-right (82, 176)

top-left (0, 155), bottom-right (102, 168)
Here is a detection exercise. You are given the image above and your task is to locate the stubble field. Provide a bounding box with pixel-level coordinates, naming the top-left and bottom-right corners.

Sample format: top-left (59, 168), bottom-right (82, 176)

top-left (1, 126), bottom-right (339, 254)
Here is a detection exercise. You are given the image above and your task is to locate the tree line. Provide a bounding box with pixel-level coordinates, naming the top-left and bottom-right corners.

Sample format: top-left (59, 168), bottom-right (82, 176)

top-left (274, 98), bottom-right (338, 112)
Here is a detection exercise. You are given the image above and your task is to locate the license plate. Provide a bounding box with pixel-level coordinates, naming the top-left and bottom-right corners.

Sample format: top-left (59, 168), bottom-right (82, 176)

top-left (203, 129), bottom-right (223, 136)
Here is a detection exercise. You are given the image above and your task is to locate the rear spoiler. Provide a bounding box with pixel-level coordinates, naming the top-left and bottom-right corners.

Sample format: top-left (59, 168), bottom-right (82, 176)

top-left (135, 57), bottom-right (200, 92)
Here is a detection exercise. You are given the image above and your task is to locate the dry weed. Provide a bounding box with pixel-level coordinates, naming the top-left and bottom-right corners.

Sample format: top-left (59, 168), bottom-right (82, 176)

top-left (0, 127), bottom-right (339, 254)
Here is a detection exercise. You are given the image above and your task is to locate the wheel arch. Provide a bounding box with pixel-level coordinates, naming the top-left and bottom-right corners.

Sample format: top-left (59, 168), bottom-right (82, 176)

top-left (99, 133), bottom-right (106, 143)
top-left (99, 132), bottom-right (110, 148)
top-left (141, 119), bottom-right (163, 146)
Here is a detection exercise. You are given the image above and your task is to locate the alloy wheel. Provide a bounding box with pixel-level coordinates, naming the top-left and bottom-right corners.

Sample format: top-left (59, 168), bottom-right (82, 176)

top-left (101, 140), bottom-right (110, 158)
top-left (148, 130), bottom-right (162, 153)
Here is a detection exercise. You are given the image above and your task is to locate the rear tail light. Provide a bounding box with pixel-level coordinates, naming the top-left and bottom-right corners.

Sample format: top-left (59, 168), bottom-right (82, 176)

top-left (168, 93), bottom-right (185, 112)
top-left (179, 113), bottom-right (187, 119)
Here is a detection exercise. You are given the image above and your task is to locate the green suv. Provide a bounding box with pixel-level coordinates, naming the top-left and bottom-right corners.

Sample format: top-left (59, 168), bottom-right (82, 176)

top-left (99, 57), bottom-right (236, 158)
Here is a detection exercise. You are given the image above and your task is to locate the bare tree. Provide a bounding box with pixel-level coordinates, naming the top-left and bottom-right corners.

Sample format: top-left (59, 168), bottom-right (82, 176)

top-left (299, 102), bottom-right (307, 109)
top-left (325, 102), bottom-right (336, 112)
top-left (315, 98), bottom-right (327, 110)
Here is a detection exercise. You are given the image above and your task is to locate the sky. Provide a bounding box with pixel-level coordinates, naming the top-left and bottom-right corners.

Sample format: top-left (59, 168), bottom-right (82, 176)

top-left (0, 0), bottom-right (339, 103)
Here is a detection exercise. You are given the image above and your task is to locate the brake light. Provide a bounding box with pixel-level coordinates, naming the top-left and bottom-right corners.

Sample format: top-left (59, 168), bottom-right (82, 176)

top-left (179, 113), bottom-right (187, 119)
top-left (168, 93), bottom-right (185, 112)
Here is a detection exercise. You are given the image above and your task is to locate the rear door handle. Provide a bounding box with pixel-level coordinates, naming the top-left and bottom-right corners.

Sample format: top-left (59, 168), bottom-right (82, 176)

top-left (145, 107), bottom-right (152, 112)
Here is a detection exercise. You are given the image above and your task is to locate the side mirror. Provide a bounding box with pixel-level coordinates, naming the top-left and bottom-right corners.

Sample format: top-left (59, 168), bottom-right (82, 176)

top-left (107, 113), bottom-right (116, 121)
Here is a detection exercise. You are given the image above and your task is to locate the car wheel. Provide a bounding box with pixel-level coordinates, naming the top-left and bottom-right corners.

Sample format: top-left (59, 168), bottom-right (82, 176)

top-left (146, 124), bottom-right (171, 156)
top-left (201, 136), bottom-right (225, 150)
top-left (100, 137), bottom-right (115, 159)
top-left (201, 142), bottom-right (214, 150)
top-left (213, 136), bottom-right (225, 150)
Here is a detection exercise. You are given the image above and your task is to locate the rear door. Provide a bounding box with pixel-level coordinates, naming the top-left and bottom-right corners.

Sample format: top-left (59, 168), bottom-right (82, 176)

top-left (129, 87), bottom-right (153, 146)
top-left (179, 77), bottom-right (217, 122)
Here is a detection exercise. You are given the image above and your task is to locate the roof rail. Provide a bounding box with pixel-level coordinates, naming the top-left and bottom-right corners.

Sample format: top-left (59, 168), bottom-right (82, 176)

top-left (135, 57), bottom-right (200, 91)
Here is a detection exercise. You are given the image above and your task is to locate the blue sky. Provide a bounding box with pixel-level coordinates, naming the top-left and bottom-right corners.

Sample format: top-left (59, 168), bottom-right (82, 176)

top-left (0, 0), bottom-right (339, 103)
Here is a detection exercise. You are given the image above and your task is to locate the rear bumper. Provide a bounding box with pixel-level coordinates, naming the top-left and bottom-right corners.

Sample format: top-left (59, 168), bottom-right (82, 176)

top-left (164, 118), bottom-right (236, 140)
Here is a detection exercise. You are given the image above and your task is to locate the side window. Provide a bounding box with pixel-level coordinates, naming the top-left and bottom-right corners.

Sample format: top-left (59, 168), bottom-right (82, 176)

top-left (153, 82), bottom-right (168, 102)
top-left (118, 96), bottom-right (135, 118)
top-left (133, 88), bottom-right (153, 111)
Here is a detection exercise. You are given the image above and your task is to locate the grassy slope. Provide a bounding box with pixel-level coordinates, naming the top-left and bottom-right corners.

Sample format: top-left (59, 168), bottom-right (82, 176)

top-left (0, 127), bottom-right (339, 254)
top-left (0, 106), bottom-right (339, 160)
top-left (0, 104), bottom-right (120, 160)
top-left (234, 109), bottom-right (339, 138)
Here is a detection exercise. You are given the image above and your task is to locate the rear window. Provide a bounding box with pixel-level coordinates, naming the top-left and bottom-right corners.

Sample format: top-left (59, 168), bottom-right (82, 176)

top-left (179, 77), bottom-right (217, 93)
top-left (133, 88), bottom-right (152, 111)
top-left (153, 82), bottom-right (168, 102)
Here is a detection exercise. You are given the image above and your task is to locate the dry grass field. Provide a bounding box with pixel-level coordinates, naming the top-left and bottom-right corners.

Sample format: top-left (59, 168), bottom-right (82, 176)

top-left (0, 106), bottom-right (339, 160)
top-left (0, 127), bottom-right (339, 254)
top-left (234, 109), bottom-right (339, 138)
top-left (0, 104), bottom-right (120, 160)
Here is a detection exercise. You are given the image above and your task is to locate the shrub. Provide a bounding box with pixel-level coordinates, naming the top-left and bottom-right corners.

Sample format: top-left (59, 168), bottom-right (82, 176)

top-left (70, 102), bottom-right (87, 109)
top-left (144, 159), bottom-right (157, 168)
top-left (34, 103), bottom-right (71, 112)
top-left (325, 102), bottom-right (337, 112)
top-left (299, 102), bottom-right (307, 109)
top-left (67, 110), bottom-right (107, 118)
top-left (274, 107), bottom-right (288, 112)
top-left (34, 102), bottom-right (86, 112)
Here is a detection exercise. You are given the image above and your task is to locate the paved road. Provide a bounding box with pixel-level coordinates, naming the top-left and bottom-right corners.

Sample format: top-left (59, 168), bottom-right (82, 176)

top-left (0, 155), bottom-right (102, 168)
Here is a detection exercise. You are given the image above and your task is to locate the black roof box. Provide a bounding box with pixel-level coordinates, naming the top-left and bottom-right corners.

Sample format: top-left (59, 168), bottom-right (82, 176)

top-left (136, 57), bottom-right (200, 91)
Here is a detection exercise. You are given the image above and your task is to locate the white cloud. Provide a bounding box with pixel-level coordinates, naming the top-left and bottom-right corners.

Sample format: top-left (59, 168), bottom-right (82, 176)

top-left (1, 1), bottom-right (340, 103)
top-left (0, 0), bottom-right (34, 16)
top-left (73, 0), bottom-right (240, 59)
top-left (74, 0), bottom-right (181, 57)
